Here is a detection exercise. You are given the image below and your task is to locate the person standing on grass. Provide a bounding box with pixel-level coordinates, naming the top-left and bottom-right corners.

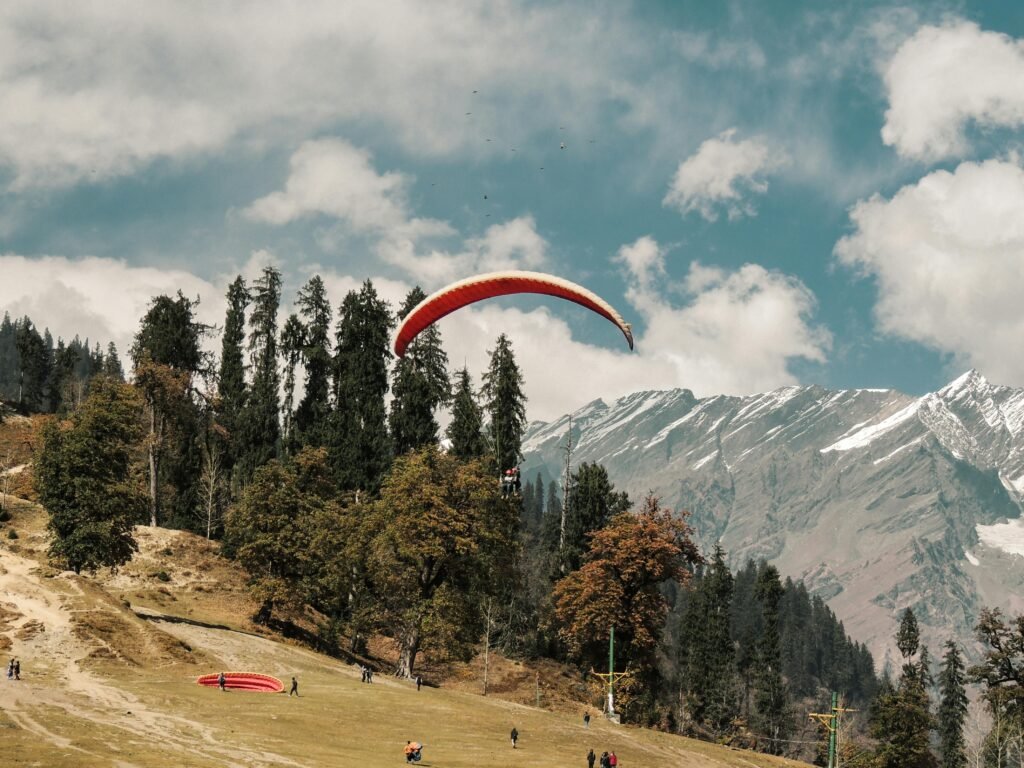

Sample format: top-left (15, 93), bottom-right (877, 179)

top-left (13, 659), bottom-right (20, 680)
top-left (289, 676), bottom-right (299, 696)
top-left (600, 751), bottom-right (609, 768)
top-left (587, 748), bottom-right (596, 768)
top-left (218, 672), bottom-right (226, 691)
top-left (6, 658), bottom-right (13, 679)
top-left (510, 727), bottom-right (518, 748)
top-left (609, 750), bottom-right (617, 767)
top-left (416, 674), bottom-right (422, 691)
top-left (584, 711), bottom-right (591, 729)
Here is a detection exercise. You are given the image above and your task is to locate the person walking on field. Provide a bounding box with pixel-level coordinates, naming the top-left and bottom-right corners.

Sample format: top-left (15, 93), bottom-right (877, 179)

top-left (609, 750), bottom-right (618, 767)
top-left (416, 674), bottom-right (422, 691)
top-left (13, 659), bottom-right (20, 680)
top-left (600, 751), bottom-right (610, 768)
top-left (289, 676), bottom-right (299, 696)
top-left (584, 711), bottom-right (591, 729)
top-left (218, 672), bottom-right (226, 692)
top-left (587, 748), bottom-right (596, 768)
top-left (510, 727), bottom-right (518, 748)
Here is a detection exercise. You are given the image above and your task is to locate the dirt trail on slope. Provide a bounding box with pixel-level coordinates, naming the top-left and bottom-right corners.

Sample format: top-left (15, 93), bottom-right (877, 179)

top-left (0, 548), bottom-right (299, 767)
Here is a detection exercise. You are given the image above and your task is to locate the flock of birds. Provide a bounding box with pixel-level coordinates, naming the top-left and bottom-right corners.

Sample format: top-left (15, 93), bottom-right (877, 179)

top-left (431, 90), bottom-right (597, 218)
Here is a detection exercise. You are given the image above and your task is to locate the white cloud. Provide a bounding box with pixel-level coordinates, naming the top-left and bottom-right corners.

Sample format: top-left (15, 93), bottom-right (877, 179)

top-left (663, 129), bottom-right (781, 221)
top-left (388, 216), bottom-right (549, 288)
top-left (0, 1), bottom-right (660, 189)
top-left (244, 139), bottom-right (416, 230)
top-left (835, 158), bottom-right (1024, 383)
top-left (881, 21), bottom-right (1024, 161)
top-left (0, 255), bottom-right (223, 358)
top-left (246, 139), bottom-right (545, 289)
top-left (617, 238), bottom-right (830, 396)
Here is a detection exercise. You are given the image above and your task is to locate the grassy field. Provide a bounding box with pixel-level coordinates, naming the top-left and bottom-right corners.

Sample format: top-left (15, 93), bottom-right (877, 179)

top-left (0, 495), bottom-right (812, 768)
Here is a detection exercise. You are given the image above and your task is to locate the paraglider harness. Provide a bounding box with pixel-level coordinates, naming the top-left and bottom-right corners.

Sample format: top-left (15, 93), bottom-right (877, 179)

top-left (500, 467), bottom-right (521, 498)
top-left (404, 742), bottom-right (423, 763)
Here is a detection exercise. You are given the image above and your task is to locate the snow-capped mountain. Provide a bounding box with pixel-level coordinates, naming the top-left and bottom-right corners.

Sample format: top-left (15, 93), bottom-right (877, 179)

top-left (521, 370), bottom-right (1024, 666)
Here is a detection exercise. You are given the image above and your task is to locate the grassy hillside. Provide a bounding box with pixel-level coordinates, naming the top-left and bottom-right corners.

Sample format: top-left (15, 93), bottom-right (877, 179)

top-left (0, 497), bottom-right (812, 768)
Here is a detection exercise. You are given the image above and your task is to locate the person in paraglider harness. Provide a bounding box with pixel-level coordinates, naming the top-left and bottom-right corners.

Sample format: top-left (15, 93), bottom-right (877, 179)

top-left (500, 467), bottom-right (522, 498)
top-left (404, 741), bottom-right (423, 763)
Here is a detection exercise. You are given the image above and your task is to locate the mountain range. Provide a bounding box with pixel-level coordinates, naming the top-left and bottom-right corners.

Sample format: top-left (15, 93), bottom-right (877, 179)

top-left (521, 370), bottom-right (1024, 668)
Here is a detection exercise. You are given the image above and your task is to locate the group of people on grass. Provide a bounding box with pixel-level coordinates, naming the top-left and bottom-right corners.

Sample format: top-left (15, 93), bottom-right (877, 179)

top-left (6, 658), bottom-right (20, 680)
top-left (587, 748), bottom-right (618, 767)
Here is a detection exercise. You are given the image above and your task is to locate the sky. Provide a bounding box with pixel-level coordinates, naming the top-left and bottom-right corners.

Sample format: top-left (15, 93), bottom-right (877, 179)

top-left (2, 1), bottom-right (1024, 422)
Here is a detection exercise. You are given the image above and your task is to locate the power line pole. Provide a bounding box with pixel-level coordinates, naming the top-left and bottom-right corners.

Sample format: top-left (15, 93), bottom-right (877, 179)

top-left (592, 625), bottom-right (629, 724)
top-left (809, 692), bottom-right (855, 767)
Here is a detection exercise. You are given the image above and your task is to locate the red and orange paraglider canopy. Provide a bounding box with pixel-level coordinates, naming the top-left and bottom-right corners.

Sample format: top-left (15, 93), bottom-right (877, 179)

top-left (394, 270), bottom-right (634, 357)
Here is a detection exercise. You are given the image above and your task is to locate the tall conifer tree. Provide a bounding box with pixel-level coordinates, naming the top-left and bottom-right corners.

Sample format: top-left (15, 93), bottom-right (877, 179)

top-left (330, 280), bottom-right (393, 493)
top-left (280, 313), bottom-right (305, 457)
top-left (131, 292), bottom-right (205, 527)
top-left (556, 462), bottom-right (630, 575)
top-left (447, 367), bottom-right (486, 460)
top-left (938, 641), bottom-right (967, 768)
top-left (870, 607), bottom-right (937, 768)
top-left (103, 342), bottom-right (124, 380)
top-left (481, 333), bottom-right (527, 474)
top-left (219, 276), bottom-right (250, 483)
top-left (683, 544), bottom-right (737, 733)
top-left (754, 564), bottom-right (789, 753)
top-left (390, 287), bottom-right (450, 454)
top-left (295, 275), bottom-right (332, 446)
top-left (241, 266), bottom-right (282, 481)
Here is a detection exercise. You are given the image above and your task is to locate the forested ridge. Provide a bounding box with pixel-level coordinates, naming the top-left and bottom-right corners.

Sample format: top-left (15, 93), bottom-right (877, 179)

top-left (5, 268), bottom-right (1024, 765)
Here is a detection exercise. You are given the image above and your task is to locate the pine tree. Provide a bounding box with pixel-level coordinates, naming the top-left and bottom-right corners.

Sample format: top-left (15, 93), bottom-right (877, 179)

top-left (683, 544), bottom-right (737, 734)
top-left (557, 462), bottom-right (629, 575)
top-left (131, 292), bottom-right (206, 527)
top-left (15, 318), bottom-right (50, 412)
top-left (295, 275), bottom-right (332, 447)
top-left (329, 280), bottom-right (393, 493)
top-left (241, 266), bottom-right (282, 481)
top-left (280, 313), bottom-right (305, 457)
top-left (753, 563), bottom-right (790, 753)
top-left (446, 367), bottom-right (486, 460)
top-left (938, 640), bottom-right (967, 768)
top-left (390, 287), bottom-right (450, 455)
top-left (481, 334), bottom-right (527, 474)
top-left (103, 342), bottom-right (124, 380)
top-left (218, 276), bottom-right (249, 485)
top-left (35, 377), bottom-right (145, 573)
top-left (870, 607), bottom-right (937, 768)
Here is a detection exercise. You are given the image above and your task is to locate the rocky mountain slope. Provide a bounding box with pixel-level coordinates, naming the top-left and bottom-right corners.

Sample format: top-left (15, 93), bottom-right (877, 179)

top-left (522, 370), bottom-right (1024, 667)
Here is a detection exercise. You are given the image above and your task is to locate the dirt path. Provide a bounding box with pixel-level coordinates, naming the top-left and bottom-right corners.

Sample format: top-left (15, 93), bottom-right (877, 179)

top-left (0, 549), bottom-right (297, 767)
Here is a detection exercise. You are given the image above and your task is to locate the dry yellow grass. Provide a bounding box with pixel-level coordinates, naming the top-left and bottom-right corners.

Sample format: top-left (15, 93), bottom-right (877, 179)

top-left (1, 498), bottom-right (813, 768)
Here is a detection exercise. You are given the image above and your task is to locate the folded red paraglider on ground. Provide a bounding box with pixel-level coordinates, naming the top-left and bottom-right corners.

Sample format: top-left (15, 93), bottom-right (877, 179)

top-left (196, 672), bottom-right (284, 692)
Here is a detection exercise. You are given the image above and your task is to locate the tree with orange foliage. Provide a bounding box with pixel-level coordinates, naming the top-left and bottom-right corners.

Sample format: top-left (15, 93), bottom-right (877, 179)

top-left (553, 495), bottom-right (702, 676)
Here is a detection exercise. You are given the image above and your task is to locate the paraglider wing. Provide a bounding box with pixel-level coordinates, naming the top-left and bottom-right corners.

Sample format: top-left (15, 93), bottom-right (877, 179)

top-left (394, 271), bottom-right (634, 357)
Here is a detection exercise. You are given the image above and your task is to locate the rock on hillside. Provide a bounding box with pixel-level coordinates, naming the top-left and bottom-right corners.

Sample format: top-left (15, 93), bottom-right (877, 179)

top-left (522, 370), bottom-right (1024, 666)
